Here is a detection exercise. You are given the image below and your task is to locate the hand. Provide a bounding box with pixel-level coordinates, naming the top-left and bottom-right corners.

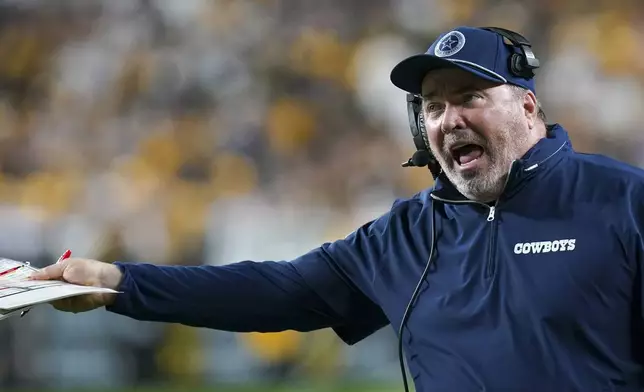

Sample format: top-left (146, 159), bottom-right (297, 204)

top-left (29, 258), bottom-right (123, 313)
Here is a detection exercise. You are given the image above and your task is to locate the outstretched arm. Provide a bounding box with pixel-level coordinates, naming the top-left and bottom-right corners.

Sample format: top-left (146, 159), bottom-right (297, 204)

top-left (106, 249), bottom-right (386, 341)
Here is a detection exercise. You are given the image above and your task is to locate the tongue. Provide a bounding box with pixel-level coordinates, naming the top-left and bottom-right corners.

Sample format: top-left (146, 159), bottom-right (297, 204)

top-left (457, 145), bottom-right (483, 165)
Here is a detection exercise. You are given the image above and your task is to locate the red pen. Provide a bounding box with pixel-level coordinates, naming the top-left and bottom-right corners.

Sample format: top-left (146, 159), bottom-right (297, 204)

top-left (57, 249), bottom-right (72, 264)
top-left (0, 265), bottom-right (22, 278)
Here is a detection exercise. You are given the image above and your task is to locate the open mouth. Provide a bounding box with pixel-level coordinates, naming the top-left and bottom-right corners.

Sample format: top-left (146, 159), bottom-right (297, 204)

top-left (450, 144), bottom-right (484, 167)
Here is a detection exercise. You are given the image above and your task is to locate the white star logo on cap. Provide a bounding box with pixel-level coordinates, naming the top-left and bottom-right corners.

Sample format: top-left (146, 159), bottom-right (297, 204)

top-left (434, 31), bottom-right (466, 57)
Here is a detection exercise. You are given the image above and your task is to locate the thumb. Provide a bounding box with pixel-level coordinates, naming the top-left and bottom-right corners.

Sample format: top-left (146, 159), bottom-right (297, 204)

top-left (30, 261), bottom-right (67, 281)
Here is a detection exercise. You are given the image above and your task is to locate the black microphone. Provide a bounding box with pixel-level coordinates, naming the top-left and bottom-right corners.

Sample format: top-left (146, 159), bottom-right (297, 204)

top-left (401, 150), bottom-right (431, 167)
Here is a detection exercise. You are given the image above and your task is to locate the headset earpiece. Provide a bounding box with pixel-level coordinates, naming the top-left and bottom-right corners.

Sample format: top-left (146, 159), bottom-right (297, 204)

top-left (510, 53), bottom-right (528, 78)
top-left (481, 26), bottom-right (539, 79)
top-left (406, 94), bottom-right (427, 151)
top-left (402, 94), bottom-right (441, 178)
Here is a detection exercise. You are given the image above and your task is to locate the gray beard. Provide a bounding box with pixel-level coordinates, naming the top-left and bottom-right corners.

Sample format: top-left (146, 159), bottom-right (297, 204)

top-left (436, 151), bottom-right (511, 202)
top-left (449, 169), bottom-right (508, 202)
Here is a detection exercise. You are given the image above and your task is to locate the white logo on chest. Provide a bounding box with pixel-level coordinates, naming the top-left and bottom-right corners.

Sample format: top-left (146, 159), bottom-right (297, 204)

top-left (513, 239), bottom-right (576, 254)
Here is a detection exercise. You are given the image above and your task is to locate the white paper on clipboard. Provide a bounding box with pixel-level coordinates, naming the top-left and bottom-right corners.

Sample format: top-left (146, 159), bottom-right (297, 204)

top-left (0, 258), bottom-right (118, 313)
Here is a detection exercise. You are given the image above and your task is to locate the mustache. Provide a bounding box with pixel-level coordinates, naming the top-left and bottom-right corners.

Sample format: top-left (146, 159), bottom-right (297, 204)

top-left (441, 133), bottom-right (487, 153)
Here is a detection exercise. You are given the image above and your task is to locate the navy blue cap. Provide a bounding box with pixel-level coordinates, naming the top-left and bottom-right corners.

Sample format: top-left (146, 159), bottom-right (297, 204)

top-left (390, 26), bottom-right (536, 95)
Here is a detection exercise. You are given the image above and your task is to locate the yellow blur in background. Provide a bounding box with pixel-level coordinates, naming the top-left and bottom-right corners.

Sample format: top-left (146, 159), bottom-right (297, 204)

top-left (0, 0), bottom-right (643, 391)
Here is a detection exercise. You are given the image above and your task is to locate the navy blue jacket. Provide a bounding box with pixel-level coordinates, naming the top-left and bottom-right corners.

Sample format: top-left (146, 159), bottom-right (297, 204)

top-left (107, 124), bottom-right (644, 391)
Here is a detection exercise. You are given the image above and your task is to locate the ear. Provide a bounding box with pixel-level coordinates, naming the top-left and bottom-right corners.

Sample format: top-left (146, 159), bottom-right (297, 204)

top-left (523, 90), bottom-right (539, 129)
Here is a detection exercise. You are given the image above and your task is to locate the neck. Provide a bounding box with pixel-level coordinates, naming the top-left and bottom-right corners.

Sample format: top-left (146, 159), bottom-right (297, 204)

top-left (533, 121), bottom-right (548, 139)
top-left (517, 122), bottom-right (548, 159)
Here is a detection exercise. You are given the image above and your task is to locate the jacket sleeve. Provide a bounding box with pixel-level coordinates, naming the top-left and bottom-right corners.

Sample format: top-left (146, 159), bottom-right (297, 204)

top-left (625, 185), bottom-right (644, 348)
top-left (105, 211), bottom-right (393, 345)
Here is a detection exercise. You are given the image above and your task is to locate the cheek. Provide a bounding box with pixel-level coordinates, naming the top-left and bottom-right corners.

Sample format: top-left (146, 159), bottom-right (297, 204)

top-left (472, 113), bottom-right (507, 144)
top-left (425, 127), bottom-right (444, 153)
top-left (470, 112), bottom-right (495, 132)
top-left (423, 117), bottom-right (441, 145)
top-left (482, 128), bottom-right (515, 160)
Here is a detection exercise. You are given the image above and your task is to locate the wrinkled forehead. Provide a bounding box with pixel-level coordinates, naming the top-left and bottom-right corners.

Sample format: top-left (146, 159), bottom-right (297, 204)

top-left (421, 68), bottom-right (502, 99)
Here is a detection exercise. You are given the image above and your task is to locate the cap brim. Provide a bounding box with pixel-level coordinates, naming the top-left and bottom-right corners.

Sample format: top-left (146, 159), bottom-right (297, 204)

top-left (390, 54), bottom-right (507, 95)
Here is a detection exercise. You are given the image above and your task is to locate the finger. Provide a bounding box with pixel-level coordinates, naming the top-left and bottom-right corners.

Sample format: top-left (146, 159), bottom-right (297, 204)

top-left (51, 297), bottom-right (95, 313)
top-left (50, 298), bottom-right (75, 312)
top-left (30, 262), bottom-right (66, 280)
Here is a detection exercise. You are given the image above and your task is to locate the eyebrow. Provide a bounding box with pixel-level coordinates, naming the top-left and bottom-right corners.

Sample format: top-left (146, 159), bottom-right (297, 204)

top-left (421, 85), bottom-right (478, 101)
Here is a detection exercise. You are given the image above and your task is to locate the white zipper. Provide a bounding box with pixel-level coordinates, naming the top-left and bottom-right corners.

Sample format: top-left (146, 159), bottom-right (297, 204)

top-left (486, 206), bottom-right (495, 222)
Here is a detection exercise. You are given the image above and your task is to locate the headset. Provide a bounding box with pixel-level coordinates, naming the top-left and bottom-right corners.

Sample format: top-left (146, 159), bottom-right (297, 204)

top-left (397, 27), bottom-right (540, 392)
top-left (401, 26), bottom-right (540, 177)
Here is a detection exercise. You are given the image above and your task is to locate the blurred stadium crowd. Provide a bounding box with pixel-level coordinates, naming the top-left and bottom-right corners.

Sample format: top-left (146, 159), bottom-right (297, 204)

top-left (0, 0), bottom-right (643, 390)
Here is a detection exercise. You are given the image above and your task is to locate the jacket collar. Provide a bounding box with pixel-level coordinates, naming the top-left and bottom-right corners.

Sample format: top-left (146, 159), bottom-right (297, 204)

top-left (430, 123), bottom-right (572, 202)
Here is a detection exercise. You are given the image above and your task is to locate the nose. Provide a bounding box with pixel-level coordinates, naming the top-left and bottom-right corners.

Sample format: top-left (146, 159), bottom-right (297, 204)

top-left (440, 104), bottom-right (465, 134)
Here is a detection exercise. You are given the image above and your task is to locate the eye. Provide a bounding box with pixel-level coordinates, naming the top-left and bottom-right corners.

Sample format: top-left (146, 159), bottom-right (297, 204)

top-left (462, 93), bottom-right (480, 104)
top-left (425, 102), bottom-right (443, 114)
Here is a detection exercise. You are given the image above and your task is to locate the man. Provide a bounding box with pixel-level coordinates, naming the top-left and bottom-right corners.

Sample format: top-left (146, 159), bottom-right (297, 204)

top-left (32, 26), bottom-right (644, 391)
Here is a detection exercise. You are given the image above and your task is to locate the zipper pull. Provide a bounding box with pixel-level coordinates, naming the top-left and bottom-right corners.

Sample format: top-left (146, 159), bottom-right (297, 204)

top-left (487, 206), bottom-right (496, 222)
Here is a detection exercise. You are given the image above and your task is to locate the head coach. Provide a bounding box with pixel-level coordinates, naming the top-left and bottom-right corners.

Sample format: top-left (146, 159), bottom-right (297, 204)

top-left (33, 26), bottom-right (644, 391)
